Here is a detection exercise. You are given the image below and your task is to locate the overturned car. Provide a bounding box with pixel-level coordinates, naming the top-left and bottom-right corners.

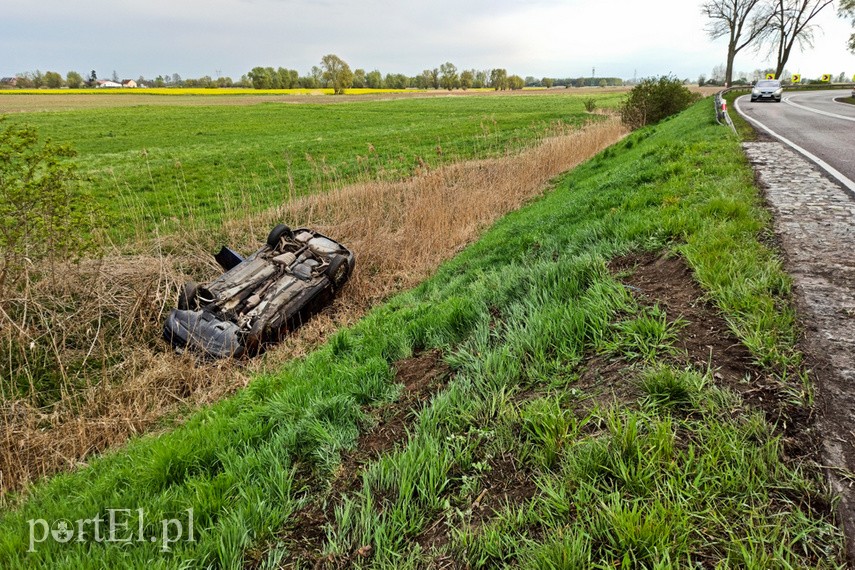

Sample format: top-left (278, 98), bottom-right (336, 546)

top-left (163, 224), bottom-right (355, 358)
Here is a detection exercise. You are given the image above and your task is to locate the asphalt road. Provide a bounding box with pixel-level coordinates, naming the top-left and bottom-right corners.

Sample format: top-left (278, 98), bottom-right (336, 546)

top-left (735, 89), bottom-right (855, 189)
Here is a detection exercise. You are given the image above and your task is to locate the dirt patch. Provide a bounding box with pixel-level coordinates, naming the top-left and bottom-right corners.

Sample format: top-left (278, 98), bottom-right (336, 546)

top-left (610, 251), bottom-right (820, 462)
top-left (467, 454), bottom-right (538, 527)
top-left (247, 350), bottom-right (449, 569)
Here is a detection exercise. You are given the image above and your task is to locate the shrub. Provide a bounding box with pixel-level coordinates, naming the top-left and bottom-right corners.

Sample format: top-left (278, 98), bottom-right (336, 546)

top-left (620, 76), bottom-right (701, 130)
top-left (584, 98), bottom-right (597, 113)
top-left (0, 118), bottom-right (101, 293)
top-left (0, 119), bottom-right (103, 403)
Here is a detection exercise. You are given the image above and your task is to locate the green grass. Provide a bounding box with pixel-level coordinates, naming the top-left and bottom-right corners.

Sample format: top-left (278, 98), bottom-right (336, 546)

top-left (5, 93), bottom-right (624, 242)
top-left (0, 99), bottom-right (842, 568)
top-left (723, 89), bottom-right (756, 141)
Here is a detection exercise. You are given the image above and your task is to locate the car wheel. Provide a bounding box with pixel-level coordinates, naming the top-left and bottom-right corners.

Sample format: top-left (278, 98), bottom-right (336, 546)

top-left (267, 224), bottom-right (294, 249)
top-left (325, 255), bottom-right (350, 289)
top-left (178, 281), bottom-right (199, 310)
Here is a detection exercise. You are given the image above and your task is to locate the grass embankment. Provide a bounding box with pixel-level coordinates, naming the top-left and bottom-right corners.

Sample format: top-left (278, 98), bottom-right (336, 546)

top-left (0, 100), bottom-right (843, 567)
top-left (0, 116), bottom-right (624, 495)
top-left (5, 93), bottom-right (623, 242)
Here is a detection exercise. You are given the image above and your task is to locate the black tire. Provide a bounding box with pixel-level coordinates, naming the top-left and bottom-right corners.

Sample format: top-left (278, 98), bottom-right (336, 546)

top-left (267, 224), bottom-right (293, 249)
top-left (325, 255), bottom-right (350, 289)
top-left (177, 281), bottom-right (199, 310)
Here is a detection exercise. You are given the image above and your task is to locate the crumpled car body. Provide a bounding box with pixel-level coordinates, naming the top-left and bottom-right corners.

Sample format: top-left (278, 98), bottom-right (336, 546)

top-left (163, 224), bottom-right (355, 358)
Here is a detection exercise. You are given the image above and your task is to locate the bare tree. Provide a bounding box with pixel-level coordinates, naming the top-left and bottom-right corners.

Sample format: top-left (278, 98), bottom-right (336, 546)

top-left (763, 0), bottom-right (834, 77)
top-left (841, 0), bottom-right (855, 52)
top-left (702, 0), bottom-right (774, 86)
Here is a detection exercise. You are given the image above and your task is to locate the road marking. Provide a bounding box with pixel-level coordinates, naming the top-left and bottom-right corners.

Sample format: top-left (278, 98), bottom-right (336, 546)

top-left (734, 95), bottom-right (855, 196)
top-left (782, 95), bottom-right (855, 123)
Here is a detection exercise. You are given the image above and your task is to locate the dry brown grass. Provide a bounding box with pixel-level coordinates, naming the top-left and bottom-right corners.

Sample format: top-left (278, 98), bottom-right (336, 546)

top-left (0, 116), bottom-right (626, 500)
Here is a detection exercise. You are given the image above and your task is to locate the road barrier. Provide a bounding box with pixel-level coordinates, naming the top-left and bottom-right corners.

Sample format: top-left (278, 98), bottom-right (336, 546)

top-left (715, 88), bottom-right (738, 135)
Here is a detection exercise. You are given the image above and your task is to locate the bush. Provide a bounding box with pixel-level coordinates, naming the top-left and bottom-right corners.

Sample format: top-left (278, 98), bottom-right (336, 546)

top-left (620, 76), bottom-right (701, 130)
top-left (0, 119), bottom-right (101, 293)
top-left (584, 98), bottom-right (597, 113)
top-left (0, 118), bottom-right (104, 402)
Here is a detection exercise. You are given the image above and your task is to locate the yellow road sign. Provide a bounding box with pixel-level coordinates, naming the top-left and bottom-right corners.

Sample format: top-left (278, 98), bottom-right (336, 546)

top-left (791, 74), bottom-right (801, 83)
top-left (765, 73), bottom-right (776, 80)
top-left (821, 74), bottom-right (831, 82)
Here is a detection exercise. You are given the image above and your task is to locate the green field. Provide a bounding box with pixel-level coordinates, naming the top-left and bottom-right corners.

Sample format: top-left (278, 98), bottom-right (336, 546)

top-left (0, 100), bottom-right (842, 568)
top-left (5, 93), bottom-right (624, 242)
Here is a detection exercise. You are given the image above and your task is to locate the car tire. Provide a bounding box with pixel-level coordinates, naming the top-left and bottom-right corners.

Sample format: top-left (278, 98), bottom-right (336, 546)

top-left (267, 224), bottom-right (294, 249)
top-left (325, 255), bottom-right (350, 289)
top-left (178, 281), bottom-right (200, 310)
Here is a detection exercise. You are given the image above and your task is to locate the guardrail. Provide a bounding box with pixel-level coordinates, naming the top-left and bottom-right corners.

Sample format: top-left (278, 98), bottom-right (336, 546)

top-left (715, 88), bottom-right (738, 135)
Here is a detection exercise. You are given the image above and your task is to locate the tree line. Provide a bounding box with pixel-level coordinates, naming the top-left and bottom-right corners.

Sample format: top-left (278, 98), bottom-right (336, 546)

top-left (245, 57), bottom-right (530, 92)
top-left (702, 0), bottom-right (854, 87)
top-left (3, 55), bottom-right (627, 94)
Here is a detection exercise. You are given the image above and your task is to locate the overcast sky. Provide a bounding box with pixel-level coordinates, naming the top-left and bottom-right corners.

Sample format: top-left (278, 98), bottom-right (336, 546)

top-left (2, 0), bottom-right (853, 82)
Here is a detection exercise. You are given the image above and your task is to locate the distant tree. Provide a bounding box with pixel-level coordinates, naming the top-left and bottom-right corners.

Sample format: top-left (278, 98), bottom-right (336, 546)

top-left (763, 0), bottom-right (834, 77)
top-left (508, 75), bottom-right (525, 90)
top-left (542, 77), bottom-right (555, 88)
top-left (366, 69), bottom-right (383, 89)
top-left (439, 62), bottom-right (458, 90)
top-left (171, 73), bottom-right (183, 86)
top-left (429, 68), bottom-right (440, 89)
top-left (385, 73), bottom-right (409, 89)
top-left (89, 70), bottom-right (97, 83)
top-left (154, 75), bottom-right (166, 88)
top-left (525, 76), bottom-right (539, 87)
top-left (352, 69), bottom-right (367, 88)
top-left (490, 68), bottom-right (508, 90)
top-left (414, 70), bottom-right (431, 89)
top-left (14, 75), bottom-right (34, 89)
top-left (467, 71), bottom-right (482, 89)
top-left (841, 0), bottom-right (855, 51)
top-left (248, 67), bottom-right (272, 89)
top-left (310, 65), bottom-right (324, 87)
top-left (702, 0), bottom-right (774, 86)
top-left (43, 71), bottom-right (64, 89)
top-left (711, 63), bottom-right (727, 84)
top-left (112, 70), bottom-right (119, 83)
top-left (460, 70), bottom-right (474, 90)
top-left (320, 54), bottom-right (353, 94)
top-left (698, 74), bottom-right (707, 86)
top-left (27, 70), bottom-right (44, 89)
top-left (277, 67), bottom-right (293, 89)
top-left (66, 71), bottom-right (83, 89)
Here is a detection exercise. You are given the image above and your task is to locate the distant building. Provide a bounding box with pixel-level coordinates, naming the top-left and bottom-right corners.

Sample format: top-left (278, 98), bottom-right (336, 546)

top-left (0, 77), bottom-right (18, 87)
top-left (121, 79), bottom-right (137, 88)
top-left (96, 80), bottom-right (122, 88)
